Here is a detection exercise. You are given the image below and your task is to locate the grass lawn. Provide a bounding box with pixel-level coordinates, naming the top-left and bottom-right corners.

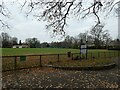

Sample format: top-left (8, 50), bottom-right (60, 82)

top-left (52, 59), bottom-right (114, 67)
top-left (2, 48), bottom-right (79, 56)
top-left (2, 48), bottom-right (120, 56)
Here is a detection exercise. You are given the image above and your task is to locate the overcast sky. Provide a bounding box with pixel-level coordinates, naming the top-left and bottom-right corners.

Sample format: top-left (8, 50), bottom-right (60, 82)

top-left (0, 0), bottom-right (119, 43)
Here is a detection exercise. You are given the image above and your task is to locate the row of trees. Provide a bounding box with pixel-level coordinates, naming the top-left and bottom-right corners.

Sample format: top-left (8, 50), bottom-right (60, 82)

top-left (0, 33), bottom-right (18, 48)
top-left (51, 24), bottom-right (115, 49)
top-left (40, 24), bottom-right (119, 49)
top-left (0, 33), bottom-right (41, 48)
top-left (0, 33), bottom-right (50, 48)
top-left (0, 24), bottom-right (120, 49)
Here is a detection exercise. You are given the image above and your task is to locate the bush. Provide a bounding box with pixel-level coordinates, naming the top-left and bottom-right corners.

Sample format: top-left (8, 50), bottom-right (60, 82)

top-left (108, 46), bottom-right (120, 50)
top-left (87, 46), bottom-right (106, 49)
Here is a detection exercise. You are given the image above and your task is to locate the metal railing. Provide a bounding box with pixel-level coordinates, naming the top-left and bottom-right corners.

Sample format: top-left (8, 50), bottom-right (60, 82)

top-left (2, 51), bottom-right (120, 71)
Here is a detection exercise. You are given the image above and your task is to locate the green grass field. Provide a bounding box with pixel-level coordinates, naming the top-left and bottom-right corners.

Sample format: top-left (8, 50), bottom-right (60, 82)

top-left (2, 48), bottom-right (80, 56)
top-left (2, 48), bottom-right (120, 56)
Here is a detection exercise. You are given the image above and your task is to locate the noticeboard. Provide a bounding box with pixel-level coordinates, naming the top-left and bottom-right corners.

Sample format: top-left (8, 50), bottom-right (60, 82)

top-left (80, 45), bottom-right (87, 54)
top-left (20, 56), bottom-right (26, 61)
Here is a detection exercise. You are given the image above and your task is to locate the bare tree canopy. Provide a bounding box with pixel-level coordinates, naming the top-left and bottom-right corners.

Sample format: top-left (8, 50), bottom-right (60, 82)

top-left (1, 0), bottom-right (120, 35)
top-left (90, 23), bottom-right (111, 48)
top-left (0, 0), bottom-right (10, 30)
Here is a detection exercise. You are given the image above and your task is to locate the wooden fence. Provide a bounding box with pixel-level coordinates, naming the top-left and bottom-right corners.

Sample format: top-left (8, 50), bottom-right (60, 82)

top-left (2, 51), bottom-right (120, 71)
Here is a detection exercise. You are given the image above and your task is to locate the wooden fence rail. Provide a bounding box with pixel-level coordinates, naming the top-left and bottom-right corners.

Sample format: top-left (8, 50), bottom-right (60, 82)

top-left (2, 51), bottom-right (120, 71)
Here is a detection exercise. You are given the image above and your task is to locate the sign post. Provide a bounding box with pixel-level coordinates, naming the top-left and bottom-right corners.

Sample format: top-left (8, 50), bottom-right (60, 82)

top-left (80, 45), bottom-right (87, 59)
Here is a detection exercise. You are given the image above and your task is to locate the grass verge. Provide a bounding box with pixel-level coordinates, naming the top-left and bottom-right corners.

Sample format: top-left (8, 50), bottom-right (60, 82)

top-left (52, 59), bottom-right (115, 67)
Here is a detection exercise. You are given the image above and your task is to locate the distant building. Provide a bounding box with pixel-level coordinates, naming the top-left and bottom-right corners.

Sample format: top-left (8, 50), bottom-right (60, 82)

top-left (12, 45), bottom-right (29, 48)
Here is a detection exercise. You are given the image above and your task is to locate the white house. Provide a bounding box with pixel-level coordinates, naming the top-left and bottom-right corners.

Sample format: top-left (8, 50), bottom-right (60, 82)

top-left (12, 45), bottom-right (29, 48)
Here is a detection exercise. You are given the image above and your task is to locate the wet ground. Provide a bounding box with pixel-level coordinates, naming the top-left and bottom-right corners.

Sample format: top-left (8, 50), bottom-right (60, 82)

top-left (2, 57), bottom-right (120, 89)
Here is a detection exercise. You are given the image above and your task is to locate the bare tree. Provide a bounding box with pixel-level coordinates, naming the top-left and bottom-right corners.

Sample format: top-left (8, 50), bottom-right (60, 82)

top-left (77, 32), bottom-right (88, 44)
top-left (1, 32), bottom-right (12, 48)
top-left (25, 37), bottom-right (40, 48)
top-left (90, 23), bottom-right (111, 48)
top-left (0, 0), bottom-right (119, 35)
top-left (11, 37), bottom-right (18, 45)
top-left (0, 0), bottom-right (10, 30)
top-left (17, 0), bottom-right (120, 36)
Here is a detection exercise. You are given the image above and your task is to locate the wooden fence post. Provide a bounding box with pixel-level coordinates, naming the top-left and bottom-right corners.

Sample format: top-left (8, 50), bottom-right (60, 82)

top-left (104, 52), bottom-right (106, 59)
top-left (14, 56), bottom-right (17, 70)
top-left (98, 52), bottom-right (100, 59)
top-left (71, 53), bottom-right (73, 60)
top-left (91, 52), bottom-right (92, 60)
top-left (109, 52), bottom-right (111, 58)
top-left (118, 51), bottom-right (119, 58)
top-left (39, 55), bottom-right (42, 67)
top-left (86, 52), bottom-right (87, 60)
top-left (114, 52), bottom-right (115, 57)
top-left (57, 54), bottom-right (59, 62)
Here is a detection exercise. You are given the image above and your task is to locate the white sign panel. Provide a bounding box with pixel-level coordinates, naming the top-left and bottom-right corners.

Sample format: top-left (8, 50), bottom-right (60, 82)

top-left (80, 45), bottom-right (87, 54)
top-left (81, 45), bottom-right (87, 49)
